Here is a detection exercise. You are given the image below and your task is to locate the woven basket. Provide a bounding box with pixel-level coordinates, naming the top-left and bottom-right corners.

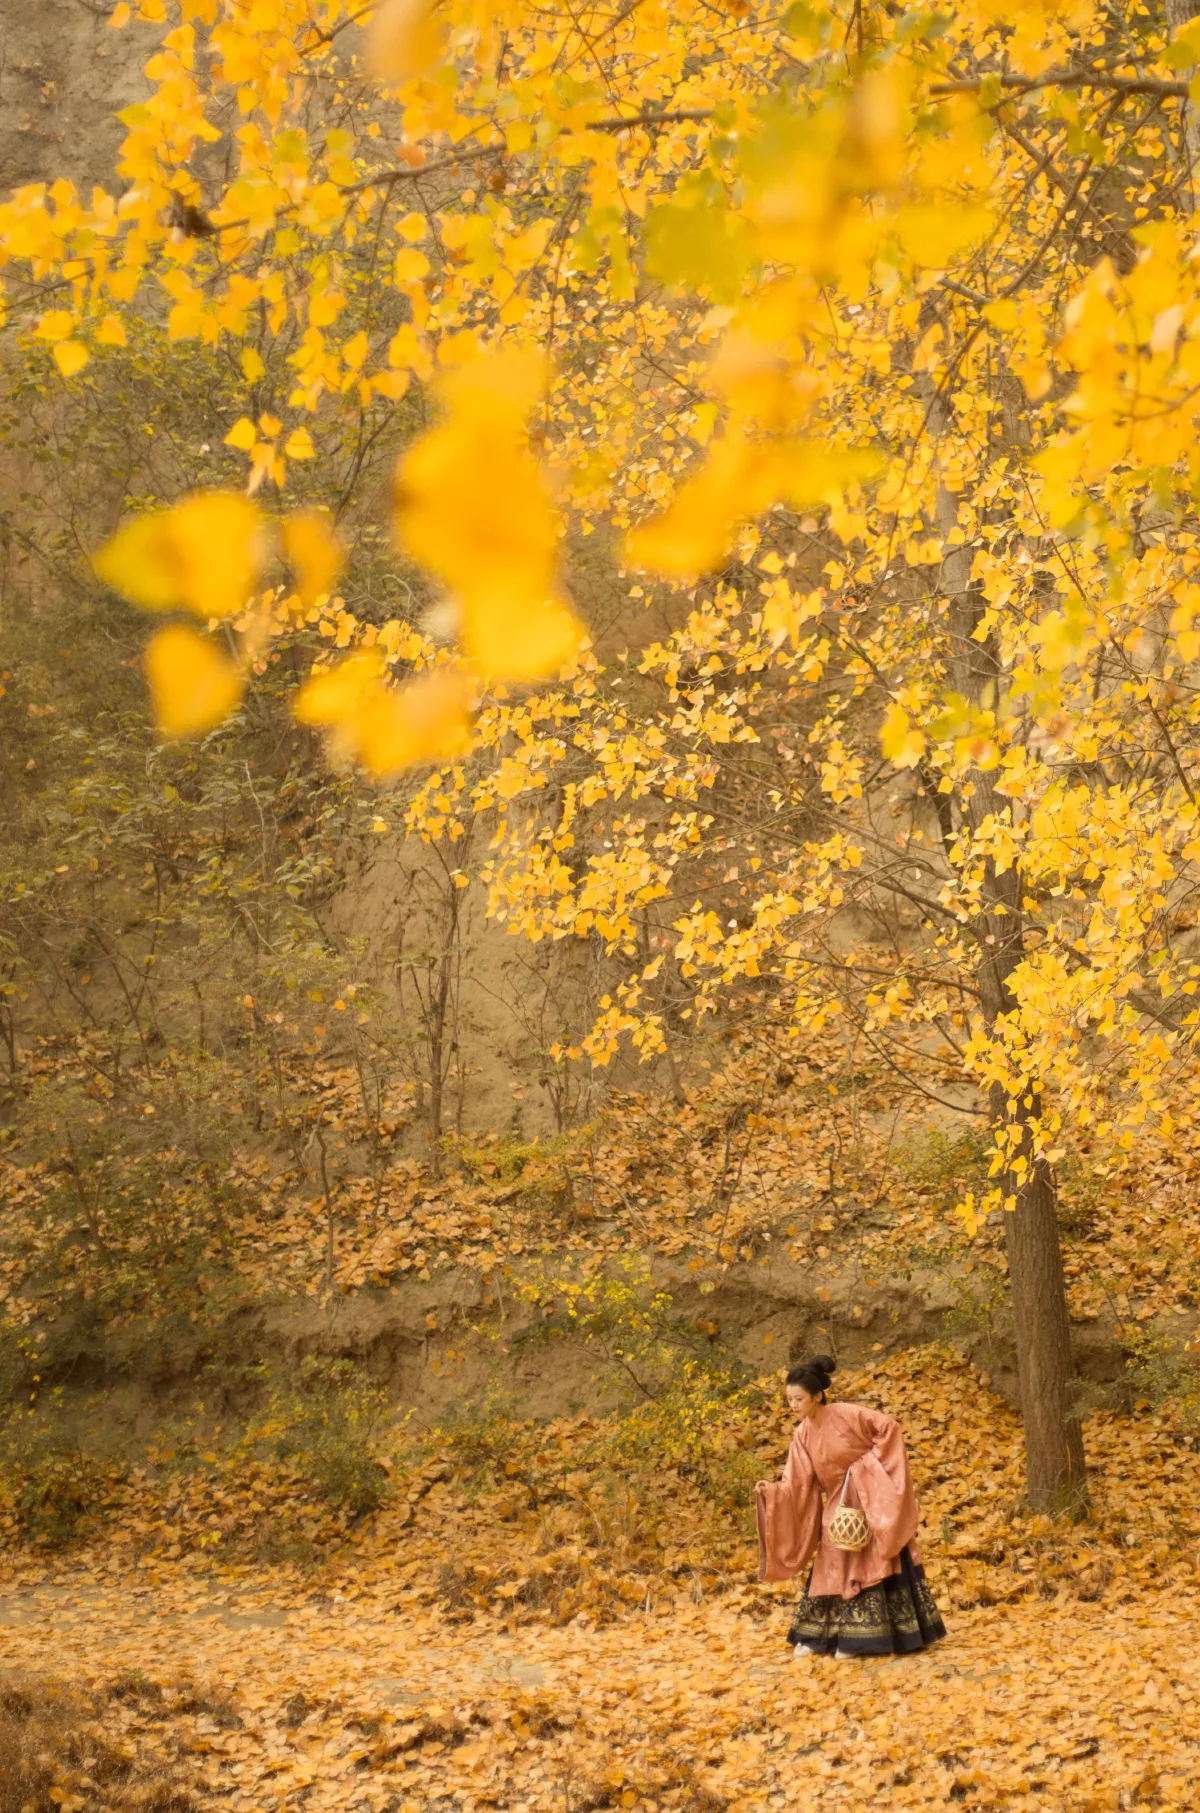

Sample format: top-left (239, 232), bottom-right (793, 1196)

top-left (827, 1470), bottom-right (872, 1552)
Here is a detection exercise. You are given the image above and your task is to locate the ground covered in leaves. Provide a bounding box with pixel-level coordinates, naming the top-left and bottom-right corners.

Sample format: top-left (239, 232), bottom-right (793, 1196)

top-left (2, 1351), bottom-right (1198, 1812)
top-left (5, 1030), bottom-right (1200, 1373)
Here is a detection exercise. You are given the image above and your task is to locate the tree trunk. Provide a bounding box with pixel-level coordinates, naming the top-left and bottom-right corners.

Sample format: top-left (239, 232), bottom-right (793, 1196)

top-left (934, 445), bottom-right (1089, 1512)
top-left (1001, 1135), bottom-right (1087, 1510)
top-left (1167, 0), bottom-right (1200, 204)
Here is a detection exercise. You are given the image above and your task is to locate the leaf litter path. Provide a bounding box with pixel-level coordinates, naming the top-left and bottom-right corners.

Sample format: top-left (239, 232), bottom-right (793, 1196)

top-left (1, 1566), bottom-right (1198, 1812)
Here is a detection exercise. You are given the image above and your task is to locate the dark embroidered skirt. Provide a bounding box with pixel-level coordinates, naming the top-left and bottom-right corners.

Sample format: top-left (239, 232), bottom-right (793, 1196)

top-left (786, 1546), bottom-right (946, 1657)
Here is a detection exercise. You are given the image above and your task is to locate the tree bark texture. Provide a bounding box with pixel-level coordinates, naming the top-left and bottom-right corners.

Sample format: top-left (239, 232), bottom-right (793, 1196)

top-left (1167, 0), bottom-right (1200, 205)
top-left (934, 465), bottom-right (1089, 1511)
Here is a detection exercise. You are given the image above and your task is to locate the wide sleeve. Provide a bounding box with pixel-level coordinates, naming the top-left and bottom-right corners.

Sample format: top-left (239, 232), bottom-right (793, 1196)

top-left (848, 1405), bottom-right (920, 1561)
top-left (755, 1429), bottom-right (821, 1582)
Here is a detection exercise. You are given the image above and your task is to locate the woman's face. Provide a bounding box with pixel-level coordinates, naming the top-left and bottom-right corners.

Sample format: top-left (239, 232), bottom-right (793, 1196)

top-left (786, 1383), bottom-right (822, 1421)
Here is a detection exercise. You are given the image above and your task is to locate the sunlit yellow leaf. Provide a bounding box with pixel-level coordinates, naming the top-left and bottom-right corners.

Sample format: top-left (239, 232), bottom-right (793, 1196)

top-left (1014, 357), bottom-right (1053, 401)
top-left (342, 331), bottom-right (369, 372)
top-left (145, 625), bottom-right (243, 739)
top-left (371, 370), bottom-right (411, 401)
top-left (393, 247), bottom-right (430, 283)
top-left (282, 510), bottom-right (344, 606)
top-left (53, 341), bottom-right (90, 378)
top-left (95, 315), bottom-right (127, 348)
top-left (35, 311), bottom-right (75, 343)
top-left (225, 417), bottom-right (257, 451)
top-left (880, 702), bottom-right (926, 769)
top-left (284, 427), bottom-right (315, 460)
top-left (352, 668), bottom-right (472, 777)
top-left (893, 203), bottom-right (992, 268)
top-left (95, 492), bottom-right (262, 619)
top-left (393, 348), bottom-right (581, 679)
top-left (366, 0), bottom-right (445, 82)
top-left (461, 592), bottom-right (584, 681)
top-left (295, 654), bottom-right (470, 776)
top-left (293, 652), bottom-right (387, 727)
top-left (625, 437), bottom-right (768, 576)
top-left (108, 1), bottom-right (132, 25)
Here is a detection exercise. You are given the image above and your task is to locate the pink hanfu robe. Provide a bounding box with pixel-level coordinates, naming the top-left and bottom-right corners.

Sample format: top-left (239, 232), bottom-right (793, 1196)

top-left (756, 1400), bottom-right (921, 1600)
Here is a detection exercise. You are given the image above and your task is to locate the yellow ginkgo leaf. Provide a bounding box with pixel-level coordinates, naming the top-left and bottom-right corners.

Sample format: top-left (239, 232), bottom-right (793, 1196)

top-left (282, 510), bottom-right (344, 607)
top-left (294, 655), bottom-right (470, 776)
top-left (393, 347), bottom-right (579, 678)
top-left (152, 491), bottom-right (262, 619)
top-left (225, 417), bottom-right (257, 451)
top-left (879, 702), bottom-right (927, 769)
top-left (94, 513), bottom-right (181, 613)
top-left (293, 652), bottom-right (387, 727)
top-left (145, 625), bottom-right (243, 740)
top-left (366, 0), bottom-right (445, 82)
top-left (461, 592), bottom-right (584, 682)
top-left (94, 491), bottom-right (263, 619)
top-left (353, 668), bottom-right (472, 777)
top-left (371, 370), bottom-right (411, 401)
top-left (53, 341), bottom-right (90, 378)
top-left (625, 436), bottom-right (770, 577)
top-left (35, 311), bottom-right (75, 343)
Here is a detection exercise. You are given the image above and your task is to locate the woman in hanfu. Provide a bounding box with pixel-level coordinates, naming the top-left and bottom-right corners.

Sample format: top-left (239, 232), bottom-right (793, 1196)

top-left (756, 1355), bottom-right (946, 1658)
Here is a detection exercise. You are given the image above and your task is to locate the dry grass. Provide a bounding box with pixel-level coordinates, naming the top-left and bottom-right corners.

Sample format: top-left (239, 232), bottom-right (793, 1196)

top-left (0, 1676), bottom-right (196, 1813)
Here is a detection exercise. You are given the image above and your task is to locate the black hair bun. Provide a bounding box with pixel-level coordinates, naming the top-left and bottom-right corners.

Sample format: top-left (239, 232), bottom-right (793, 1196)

top-left (809, 1354), bottom-right (836, 1381)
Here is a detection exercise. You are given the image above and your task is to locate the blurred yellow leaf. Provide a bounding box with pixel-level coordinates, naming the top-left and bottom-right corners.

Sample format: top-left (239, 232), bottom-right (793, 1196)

top-left (367, 0), bottom-right (445, 82)
top-left (95, 491), bottom-right (262, 619)
top-left (394, 348), bottom-right (583, 680)
top-left (371, 370), bottom-right (411, 401)
top-left (35, 311), bottom-right (74, 343)
top-left (95, 315), bottom-right (127, 348)
top-left (225, 417), bottom-right (257, 452)
top-left (463, 592), bottom-right (584, 682)
top-left (293, 652), bottom-right (387, 728)
top-left (393, 247), bottom-right (430, 283)
top-left (284, 428), bottom-right (316, 460)
top-left (282, 511), bottom-right (344, 606)
top-left (144, 625), bottom-right (243, 739)
top-left (296, 654), bottom-right (470, 776)
top-left (626, 437), bottom-right (770, 576)
top-left (880, 702), bottom-right (927, 769)
top-left (353, 668), bottom-right (472, 777)
top-left (53, 341), bottom-right (90, 378)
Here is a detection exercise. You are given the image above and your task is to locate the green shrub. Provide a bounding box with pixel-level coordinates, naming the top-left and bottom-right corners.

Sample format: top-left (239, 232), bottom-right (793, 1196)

top-left (432, 1380), bottom-right (524, 1483)
top-left (1123, 1333), bottom-right (1200, 1437)
top-left (516, 1259), bottom-right (766, 1505)
top-left (0, 1397), bottom-right (125, 1546)
top-left (253, 1357), bottom-right (394, 1516)
top-left (942, 1267), bottom-right (1012, 1358)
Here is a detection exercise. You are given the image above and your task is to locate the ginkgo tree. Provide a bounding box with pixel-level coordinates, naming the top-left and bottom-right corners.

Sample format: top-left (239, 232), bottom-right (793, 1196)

top-left (7, 0), bottom-right (1200, 1509)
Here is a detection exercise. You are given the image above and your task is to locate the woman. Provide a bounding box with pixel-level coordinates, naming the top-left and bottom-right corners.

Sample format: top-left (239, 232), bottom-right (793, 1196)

top-left (755, 1354), bottom-right (946, 1658)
